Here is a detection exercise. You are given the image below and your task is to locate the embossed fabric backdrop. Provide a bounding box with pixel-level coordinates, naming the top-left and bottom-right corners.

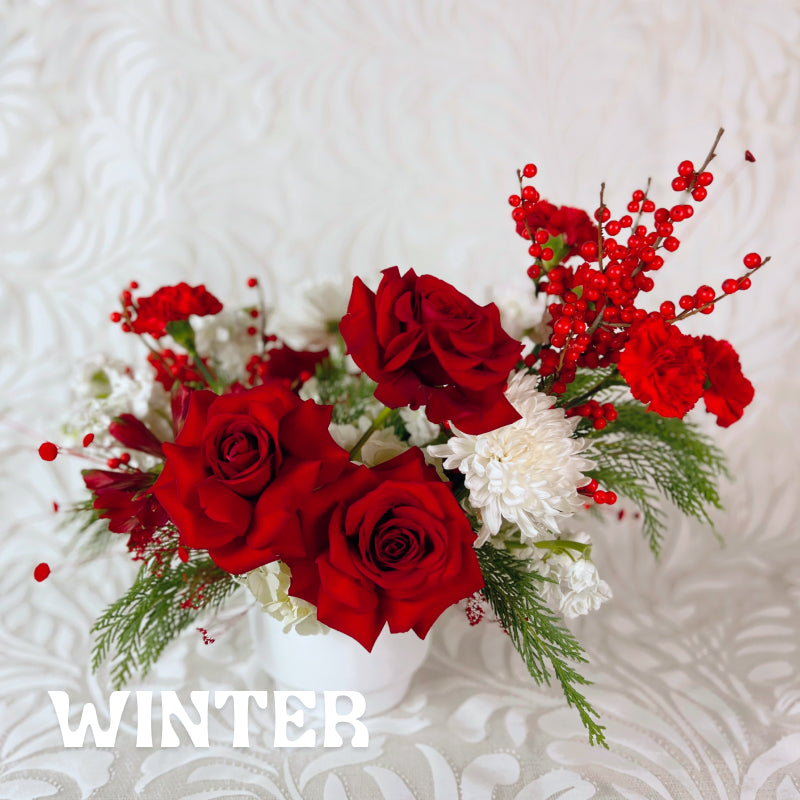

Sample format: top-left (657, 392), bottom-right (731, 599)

top-left (2, 1), bottom-right (799, 798)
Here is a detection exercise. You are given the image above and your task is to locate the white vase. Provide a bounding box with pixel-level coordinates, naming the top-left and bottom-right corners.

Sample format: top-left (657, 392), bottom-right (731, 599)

top-left (248, 607), bottom-right (431, 716)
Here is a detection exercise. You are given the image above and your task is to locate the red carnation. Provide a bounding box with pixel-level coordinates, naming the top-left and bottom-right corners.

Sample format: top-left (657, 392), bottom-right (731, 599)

top-left (618, 317), bottom-right (705, 418)
top-left (339, 267), bottom-right (522, 435)
top-left (151, 383), bottom-right (352, 574)
top-left (695, 336), bottom-right (754, 427)
top-left (130, 283), bottom-right (223, 339)
top-left (515, 200), bottom-right (597, 255)
top-left (285, 449), bottom-right (484, 651)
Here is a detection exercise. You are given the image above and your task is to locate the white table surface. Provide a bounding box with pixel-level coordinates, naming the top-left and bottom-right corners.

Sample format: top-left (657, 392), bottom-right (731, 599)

top-left (2, 1), bottom-right (800, 797)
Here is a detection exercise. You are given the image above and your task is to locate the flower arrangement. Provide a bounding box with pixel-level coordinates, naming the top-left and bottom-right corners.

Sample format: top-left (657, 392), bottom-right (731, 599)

top-left (38, 129), bottom-right (764, 747)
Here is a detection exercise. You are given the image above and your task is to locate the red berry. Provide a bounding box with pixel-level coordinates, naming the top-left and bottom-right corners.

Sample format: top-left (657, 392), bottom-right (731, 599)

top-left (620, 215), bottom-right (633, 227)
top-left (33, 563), bottom-right (51, 582)
top-left (743, 252), bottom-right (762, 269)
top-left (642, 200), bottom-right (655, 212)
top-left (605, 491), bottom-right (618, 505)
top-left (593, 491), bottom-right (607, 504)
top-left (119, 452), bottom-right (131, 465)
top-left (249, 308), bottom-right (259, 318)
top-left (38, 442), bottom-right (58, 461)
top-left (247, 277), bottom-right (258, 288)
top-left (580, 241), bottom-right (598, 260)
top-left (109, 312), bottom-right (122, 323)
top-left (523, 163), bottom-right (537, 178)
top-left (696, 285), bottom-right (715, 304)
top-left (595, 207), bottom-right (611, 223)
top-left (632, 190), bottom-right (645, 202)
top-left (541, 247), bottom-right (554, 261)
top-left (534, 229), bottom-right (549, 244)
top-left (512, 208), bottom-right (525, 221)
top-left (129, 280), bottom-right (139, 289)
top-left (522, 186), bottom-right (537, 201)
top-left (663, 236), bottom-right (680, 252)
top-left (526, 264), bottom-right (541, 280)
top-left (679, 295), bottom-right (695, 310)
top-left (660, 301), bottom-right (676, 319)
top-left (677, 160), bottom-right (695, 177)
top-left (508, 194), bottom-right (521, 207)
top-left (107, 457), bottom-right (120, 469)
top-left (552, 381), bottom-right (567, 394)
top-left (82, 433), bottom-right (94, 447)
top-left (696, 171), bottom-right (713, 186)
top-left (700, 304), bottom-right (714, 314)
top-left (739, 276), bottom-right (752, 290)
top-left (691, 186), bottom-right (707, 201)
top-left (671, 176), bottom-right (688, 192)
top-left (606, 220), bottom-right (621, 235)
top-left (627, 201), bottom-right (639, 213)
top-left (593, 418), bottom-right (607, 430)
top-left (247, 326), bottom-right (258, 336)
top-left (722, 279), bottom-right (738, 294)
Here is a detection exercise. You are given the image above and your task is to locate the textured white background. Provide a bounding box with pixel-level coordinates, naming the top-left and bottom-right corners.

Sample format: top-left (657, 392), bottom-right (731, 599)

top-left (2, 1), bottom-right (800, 798)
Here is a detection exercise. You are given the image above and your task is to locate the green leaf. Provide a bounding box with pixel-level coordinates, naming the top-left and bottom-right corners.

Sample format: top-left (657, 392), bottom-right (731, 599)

top-left (585, 401), bottom-right (729, 556)
top-left (165, 319), bottom-right (196, 350)
top-left (476, 544), bottom-right (607, 747)
top-left (91, 552), bottom-right (239, 688)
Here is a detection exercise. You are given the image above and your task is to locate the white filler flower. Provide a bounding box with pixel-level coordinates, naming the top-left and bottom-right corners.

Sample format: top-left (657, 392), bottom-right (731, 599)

top-left (243, 561), bottom-right (328, 636)
top-left (428, 372), bottom-right (592, 543)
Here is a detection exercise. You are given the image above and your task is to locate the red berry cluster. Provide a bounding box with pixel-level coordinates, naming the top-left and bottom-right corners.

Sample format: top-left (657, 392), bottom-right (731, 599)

top-left (514, 131), bottom-right (766, 396)
top-left (578, 478), bottom-right (617, 506)
top-left (565, 399), bottom-right (618, 430)
top-left (147, 350), bottom-right (205, 390)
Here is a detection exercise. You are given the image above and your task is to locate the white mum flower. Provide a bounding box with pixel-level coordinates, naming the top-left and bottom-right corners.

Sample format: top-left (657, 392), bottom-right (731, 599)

top-left (271, 278), bottom-right (350, 351)
top-left (428, 372), bottom-right (592, 543)
top-left (243, 561), bottom-right (327, 636)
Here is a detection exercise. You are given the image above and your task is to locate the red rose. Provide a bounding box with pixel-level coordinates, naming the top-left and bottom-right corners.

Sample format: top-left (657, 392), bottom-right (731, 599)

top-left (131, 283), bottom-right (223, 339)
top-left (248, 344), bottom-right (329, 387)
top-left (152, 383), bottom-right (351, 573)
top-left (339, 267), bottom-right (522, 435)
top-left (285, 449), bottom-right (484, 651)
top-left (515, 200), bottom-right (597, 255)
top-left (696, 336), bottom-right (754, 427)
top-left (618, 316), bottom-right (705, 417)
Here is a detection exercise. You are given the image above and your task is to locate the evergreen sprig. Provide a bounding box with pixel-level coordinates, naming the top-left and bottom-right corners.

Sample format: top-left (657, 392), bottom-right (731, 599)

top-left (585, 400), bottom-right (729, 555)
top-left (476, 544), bottom-right (607, 747)
top-left (91, 553), bottom-right (238, 688)
top-left (314, 353), bottom-right (377, 424)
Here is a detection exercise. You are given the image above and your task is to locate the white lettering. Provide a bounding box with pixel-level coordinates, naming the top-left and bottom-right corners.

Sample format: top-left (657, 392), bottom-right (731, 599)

top-left (161, 691), bottom-right (209, 747)
top-left (214, 691), bottom-right (269, 747)
top-left (49, 690), bottom-right (129, 747)
top-left (273, 691), bottom-right (316, 747)
top-left (323, 691), bottom-right (369, 747)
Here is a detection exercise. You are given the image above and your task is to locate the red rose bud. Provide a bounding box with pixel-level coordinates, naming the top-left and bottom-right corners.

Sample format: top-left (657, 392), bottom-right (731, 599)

top-left (108, 414), bottom-right (164, 457)
top-left (285, 449), bottom-right (484, 651)
top-left (618, 317), bottom-right (705, 418)
top-left (82, 468), bottom-right (168, 551)
top-left (339, 267), bottom-right (522, 435)
top-left (695, 336), bottom-right (754, 427)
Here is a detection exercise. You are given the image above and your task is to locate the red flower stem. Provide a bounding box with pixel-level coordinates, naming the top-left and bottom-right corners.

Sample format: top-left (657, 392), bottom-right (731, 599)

top-left (670, 256), bottom-right (770, 323)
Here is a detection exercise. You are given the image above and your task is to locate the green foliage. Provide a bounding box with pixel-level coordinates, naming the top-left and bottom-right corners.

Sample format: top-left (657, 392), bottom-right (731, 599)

top-left (557, 367), bottom-right (628, 409)
top-left (91, 553), bottom-right (239, 688)
top-left (314, 353), bottom-right (377, 425)
top-left (476, 544), bottom-right (607, 747)
top-left (585, 400), bottom-right (729, 556)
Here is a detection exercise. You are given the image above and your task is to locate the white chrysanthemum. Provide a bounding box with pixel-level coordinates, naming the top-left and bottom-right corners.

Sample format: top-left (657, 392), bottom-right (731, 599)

top-left (271, 278), bottom-right (350, 351)
top-left (192, 310), bottom-right (260, 383)
top-left (428, 372), bottom-right (592, 543)
top-left (63, 356), bottom-right (170, 466)
top-left (243, 561), bottom-right (328, 636)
